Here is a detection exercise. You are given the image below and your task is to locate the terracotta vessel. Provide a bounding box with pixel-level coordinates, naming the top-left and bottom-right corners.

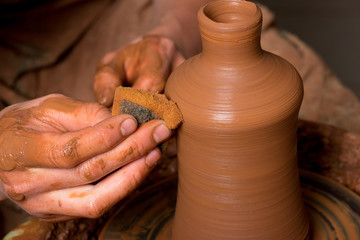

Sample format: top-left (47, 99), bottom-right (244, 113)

top-left (165, 0), bottom-right (309, 239)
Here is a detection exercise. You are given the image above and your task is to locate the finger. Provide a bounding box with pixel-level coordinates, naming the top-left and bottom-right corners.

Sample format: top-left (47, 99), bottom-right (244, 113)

top-left (0, 121), bottom-right (170, 196)
top-left (132, 36), bottom-right (180, 93)
top-left (71, 120), bottom-right (170, 183)
top-left (63, 120), bottom-right (169, 186)
top-left (132, 71), bottom-right (166, 93)
top-left (133, 42), bottom-right (169, 92)
top-left (30, 96), bottom-right (113, 131)
top-left (0, 94), bottom-right (69, 119)
top-left (94, 58), bottom-right (126, 107)
top-left (21, 150), bottom-right (161, 219)
top-left (4, 115), bottom-right (138, 169)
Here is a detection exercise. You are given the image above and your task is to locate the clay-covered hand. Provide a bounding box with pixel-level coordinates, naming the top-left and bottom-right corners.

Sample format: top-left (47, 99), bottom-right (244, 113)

top-left (93, 36), bottom-right (185, 107)
top-left (0, 94), bottom-right (170, 221)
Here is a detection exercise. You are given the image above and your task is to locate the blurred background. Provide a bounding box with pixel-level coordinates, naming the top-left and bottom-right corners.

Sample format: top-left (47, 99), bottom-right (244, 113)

top-left (258, 0), bottom-right (360, 98)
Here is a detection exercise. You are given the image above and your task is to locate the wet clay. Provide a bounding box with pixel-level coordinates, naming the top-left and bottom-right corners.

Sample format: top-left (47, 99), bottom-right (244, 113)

top-left (165, 1), bottom-right (309, 239)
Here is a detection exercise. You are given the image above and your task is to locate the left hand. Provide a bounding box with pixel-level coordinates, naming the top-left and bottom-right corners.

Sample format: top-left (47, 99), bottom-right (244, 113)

top-left (93, 36), bottom-right (184, 107)
top-left (0, 94), bottom-right (170, 221)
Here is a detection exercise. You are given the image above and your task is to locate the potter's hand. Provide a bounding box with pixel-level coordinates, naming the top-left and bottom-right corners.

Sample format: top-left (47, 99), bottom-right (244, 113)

top-left (93, 36), bottom-right (185, 107)
top-left (0, 94), bottom-right (170, 222)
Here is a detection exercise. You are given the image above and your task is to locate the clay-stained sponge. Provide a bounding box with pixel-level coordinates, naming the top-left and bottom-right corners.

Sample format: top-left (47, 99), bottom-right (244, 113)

top-left (112, 86), bottom-right (183, 129)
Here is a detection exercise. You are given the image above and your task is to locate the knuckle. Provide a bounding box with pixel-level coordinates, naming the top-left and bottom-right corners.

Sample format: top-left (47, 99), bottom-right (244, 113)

top-left (12, 184), bottom-right (25, 195)
top-left (97, 64), bottom-right (118, 76)
top-left (48, 143), bottom-right (62, 167)
top-left (48, 142), bottom-right (77, 168)
top-left (84, 104), bottom-right (108, 123)
top-left (87, 101), bottom-right (104, 111)
top-left (128, 171), bottom-right (143, 188)
top-left (97, 134), bottom-right (112, 151)
top-left (77, 162), bottom-right (99, 183)
top-left (85, 102), bottom-right (108, 117)
top-left (126, 139), bottom-right (145, 160)
top-left (86, 199), bottom-right (109, 218)
top-left (60, 137), bottom-right (82, 168)
top-left (99, 129), bottom-right (115, 149)
top-left (1, 169), bottom-right (37, 198)
top-left (4, 184), bottom-right (25, 201)
top-left (60, 137), bottom-right (79, 162)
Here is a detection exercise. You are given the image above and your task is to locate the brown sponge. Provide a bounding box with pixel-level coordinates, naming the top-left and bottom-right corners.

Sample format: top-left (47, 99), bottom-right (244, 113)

top-left (112, 86), bottom-right (183, 129)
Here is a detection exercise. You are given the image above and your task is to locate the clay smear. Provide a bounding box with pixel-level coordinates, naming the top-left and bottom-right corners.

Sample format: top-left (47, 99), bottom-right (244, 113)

top-left (165, 0), bottom-right (309, 239)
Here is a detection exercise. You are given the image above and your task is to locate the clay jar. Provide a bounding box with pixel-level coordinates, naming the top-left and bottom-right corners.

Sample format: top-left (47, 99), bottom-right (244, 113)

top-left (165, 0), bottom-right (309, 239)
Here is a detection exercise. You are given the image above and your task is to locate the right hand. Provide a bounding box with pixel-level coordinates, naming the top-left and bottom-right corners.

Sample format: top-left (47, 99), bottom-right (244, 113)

top-left (0, 94), bottom-right (170, 222)
top-left (93, 36), bottom-right (185, 107)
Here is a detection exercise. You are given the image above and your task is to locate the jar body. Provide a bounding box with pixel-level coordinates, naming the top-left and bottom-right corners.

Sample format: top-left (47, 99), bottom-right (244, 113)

top-left (165, 1), bottom-right (309, 239)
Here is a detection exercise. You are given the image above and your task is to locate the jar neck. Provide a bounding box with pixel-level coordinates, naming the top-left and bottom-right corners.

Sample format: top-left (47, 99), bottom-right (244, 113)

top-left (198, 0), bottom-right (263, 62)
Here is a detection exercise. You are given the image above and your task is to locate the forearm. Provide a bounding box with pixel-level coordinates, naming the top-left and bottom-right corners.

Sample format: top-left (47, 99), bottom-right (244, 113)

top-left (147, 0), bottom-right (211, 58)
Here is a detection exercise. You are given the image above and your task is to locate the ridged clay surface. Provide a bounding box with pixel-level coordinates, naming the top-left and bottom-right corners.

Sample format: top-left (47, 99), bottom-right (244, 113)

top-left (165, 1), bottom-right (309, 239)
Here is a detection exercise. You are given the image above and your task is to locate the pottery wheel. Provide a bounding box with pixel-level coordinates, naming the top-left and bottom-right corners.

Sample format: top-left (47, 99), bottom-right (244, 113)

top-left (99, 170), bottom-right (360, 240)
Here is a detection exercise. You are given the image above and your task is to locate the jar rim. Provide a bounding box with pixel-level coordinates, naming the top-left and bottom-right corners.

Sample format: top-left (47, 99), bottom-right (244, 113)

top-left (198, 0), bottom-right (262, 32)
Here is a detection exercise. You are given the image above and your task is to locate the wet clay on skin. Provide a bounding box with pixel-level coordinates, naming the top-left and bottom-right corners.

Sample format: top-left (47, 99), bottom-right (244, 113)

top-left (0, 97), bottom-right (83, 171)
top-left (165, 1), bottom-right (309, 239)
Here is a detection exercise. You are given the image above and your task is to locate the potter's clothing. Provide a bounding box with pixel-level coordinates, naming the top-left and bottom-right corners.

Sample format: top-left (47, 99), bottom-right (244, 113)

top-left (0, 0), bottom-right (110, 85)
top-left (0, 0), bottom-right (359, 132)
top-left (0, 0), bottom-right (111, 101)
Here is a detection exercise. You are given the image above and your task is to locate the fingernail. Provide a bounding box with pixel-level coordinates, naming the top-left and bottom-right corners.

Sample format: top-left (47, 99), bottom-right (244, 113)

top-left (120, 118), bottom-right (137, 136)
top-left (153, 124), bottom-right (170, 143)
top-left (145, 149), bottom-right (160, 168)
top-left (97, 89), bottom-right (113, 106)
top-left (96, 92), bottom-right (106, 105)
